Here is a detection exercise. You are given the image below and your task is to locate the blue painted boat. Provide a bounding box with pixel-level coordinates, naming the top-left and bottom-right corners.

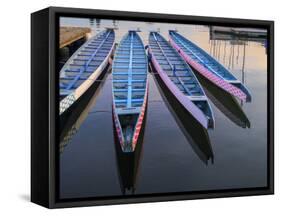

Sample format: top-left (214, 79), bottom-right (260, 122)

top-left (112, 31), bottom-right (148, 153)
top-left (60, 29), bottom-right (115, 115)
top-left (148, 32), bottom-right (214, 129)
top-left (169, 30), bottom-right (251, 102)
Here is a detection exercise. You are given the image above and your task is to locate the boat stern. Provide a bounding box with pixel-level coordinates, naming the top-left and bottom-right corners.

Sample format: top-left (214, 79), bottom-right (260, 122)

top-left (230, 82), bottom-right (252, 102)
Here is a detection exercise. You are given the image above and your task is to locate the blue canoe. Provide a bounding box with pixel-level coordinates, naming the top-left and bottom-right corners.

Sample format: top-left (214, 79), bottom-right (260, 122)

top-left (169, 30), bottom-right (251, 102)
top-left (60, 29), bottom-right (115, 115)
top-left (112, 31), bottom-right (148, 153)
top-left (148, 32), bottom-right (214, 129)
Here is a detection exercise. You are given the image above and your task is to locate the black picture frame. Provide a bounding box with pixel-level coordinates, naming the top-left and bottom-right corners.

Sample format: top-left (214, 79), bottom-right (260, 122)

top-left (31, 6), bottom-right (274, 208)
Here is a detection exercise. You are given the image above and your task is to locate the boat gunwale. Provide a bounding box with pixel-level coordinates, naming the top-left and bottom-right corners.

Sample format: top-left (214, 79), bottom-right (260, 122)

top-left (169, 31), bottom-right (237, 81)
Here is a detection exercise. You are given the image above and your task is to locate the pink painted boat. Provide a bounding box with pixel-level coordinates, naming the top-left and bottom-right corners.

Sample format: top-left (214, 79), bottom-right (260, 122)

top-left (148, 32), bottom-right (214, 129)
top-left (169, 31), bottom-right (251, 102)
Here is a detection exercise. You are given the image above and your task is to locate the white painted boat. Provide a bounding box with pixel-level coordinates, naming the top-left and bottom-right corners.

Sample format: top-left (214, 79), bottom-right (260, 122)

top-left (60, 29), bottom-right (115, 115)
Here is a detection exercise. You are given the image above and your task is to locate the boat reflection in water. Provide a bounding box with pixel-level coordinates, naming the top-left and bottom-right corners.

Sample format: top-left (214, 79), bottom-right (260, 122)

top-left (151, 64), bottom-right (214, 165)
top-left (59, 70), bottom-right (109, 153)
top-left (196, 73), bottom-right (250, 128)
top-left (113, 103), bottom-right (147, 195)
top-left (206, 28), bottom-right (252, 128)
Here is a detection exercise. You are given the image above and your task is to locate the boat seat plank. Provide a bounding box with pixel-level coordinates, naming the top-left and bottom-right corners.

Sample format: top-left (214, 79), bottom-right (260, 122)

top-left (113, 79), bottom-right (146, 83)
top-left (113, 88), bottom-right (145, 92)
top-left (115, 98), bottom-right (144, 103)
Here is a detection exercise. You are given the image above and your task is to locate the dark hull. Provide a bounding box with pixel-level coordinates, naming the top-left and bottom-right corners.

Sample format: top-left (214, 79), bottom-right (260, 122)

top-left (195, 71), bottom-right (250, 128)
top-left (113, 102), bottom-right (147, 194)
top-left (60, 62), bottom-right (111, 141)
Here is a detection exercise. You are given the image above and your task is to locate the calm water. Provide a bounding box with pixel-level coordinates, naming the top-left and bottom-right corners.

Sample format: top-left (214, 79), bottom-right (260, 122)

top-left (59, 18), bottom-right (267, 199)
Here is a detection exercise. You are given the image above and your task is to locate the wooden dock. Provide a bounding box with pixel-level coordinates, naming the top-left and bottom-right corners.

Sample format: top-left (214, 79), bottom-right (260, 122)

top-left (60, 27), bottom-right (91, 48)
top-left (210, 26), bottom-right (267, 39)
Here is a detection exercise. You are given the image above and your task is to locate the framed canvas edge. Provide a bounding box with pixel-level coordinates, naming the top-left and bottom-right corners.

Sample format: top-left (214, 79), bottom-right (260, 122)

top-left (44, 6), bottom-right (274, 209)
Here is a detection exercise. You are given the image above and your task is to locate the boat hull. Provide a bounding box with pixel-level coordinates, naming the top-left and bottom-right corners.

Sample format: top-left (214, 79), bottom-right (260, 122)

top-left (169, 35), bottom-right (251, 102)
top-left (152, 69), bottom-right (214, 164)
top-left (196, 73), bottom-right (250, 128)
top-left (60, 66), bottom-right (109, 147)
top-left (149, 48), bottom-right (212, 129)
top-left (112, 31), bottom-right (148, 152)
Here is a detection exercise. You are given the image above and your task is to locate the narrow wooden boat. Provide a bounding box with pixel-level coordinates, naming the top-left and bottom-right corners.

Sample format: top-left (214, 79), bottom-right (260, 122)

top-left (112, 31), bottom-right (148, 152)
top-left (148, 32), bottom-right (214, 129)
top-left (169, 30), bottom-right (251, 102)
top-left (60, 29), bottom-right (115, 115)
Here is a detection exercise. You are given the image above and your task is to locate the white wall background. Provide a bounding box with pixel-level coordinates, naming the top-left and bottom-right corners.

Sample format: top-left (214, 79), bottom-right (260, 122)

top-left (0, 0), bottom-right (279, 214)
